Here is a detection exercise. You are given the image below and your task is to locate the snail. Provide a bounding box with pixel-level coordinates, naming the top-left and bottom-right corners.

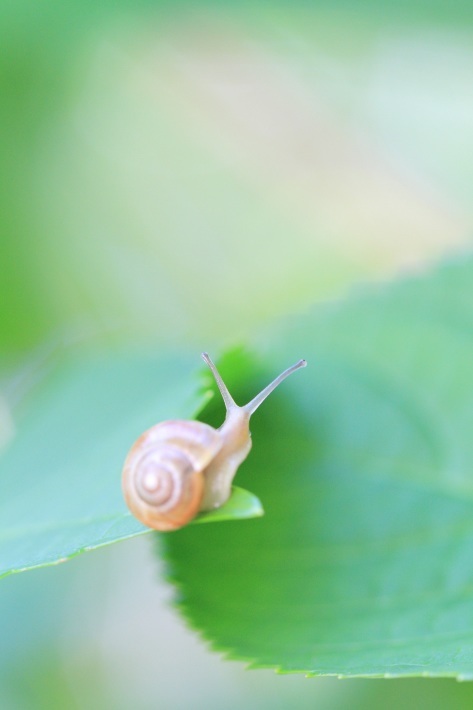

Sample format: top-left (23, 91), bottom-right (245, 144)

top-left (122, 353), bottom-right (306, 531)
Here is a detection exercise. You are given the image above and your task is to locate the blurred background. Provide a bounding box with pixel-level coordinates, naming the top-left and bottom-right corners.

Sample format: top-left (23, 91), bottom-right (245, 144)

top-left (1, 1), bottom-right (473, 708)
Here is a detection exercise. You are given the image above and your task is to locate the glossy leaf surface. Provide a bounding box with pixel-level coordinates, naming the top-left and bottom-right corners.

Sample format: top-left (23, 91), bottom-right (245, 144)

top-left (164, 255), bottom-right (473, 678)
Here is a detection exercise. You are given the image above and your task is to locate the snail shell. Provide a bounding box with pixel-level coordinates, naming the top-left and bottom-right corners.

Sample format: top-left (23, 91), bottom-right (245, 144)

top-left (122, 420), bottom-right (221, 531)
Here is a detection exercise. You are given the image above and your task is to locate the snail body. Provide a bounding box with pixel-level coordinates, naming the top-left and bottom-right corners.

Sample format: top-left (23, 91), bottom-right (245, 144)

top-left (122, 353), bottom-right (306, 531)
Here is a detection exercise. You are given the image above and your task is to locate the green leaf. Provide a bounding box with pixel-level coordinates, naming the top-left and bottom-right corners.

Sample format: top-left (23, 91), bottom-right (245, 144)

top-left (0, 351), bottom-right (260, 578)
top-left (194, 487), bottom-right (263, 525)
top-left (163, 254), bottom-right (473, 679)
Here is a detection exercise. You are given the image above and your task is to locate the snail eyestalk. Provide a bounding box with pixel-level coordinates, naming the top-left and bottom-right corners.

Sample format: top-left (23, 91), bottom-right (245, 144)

top-left (202, 352), bottom-right (236, 410)
top-left (243, 359), bottom-right (307, 415)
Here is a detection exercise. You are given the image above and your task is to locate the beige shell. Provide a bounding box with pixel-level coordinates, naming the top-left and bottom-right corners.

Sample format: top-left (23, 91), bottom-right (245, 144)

top-left (122, 419), bottom-right (222, 531)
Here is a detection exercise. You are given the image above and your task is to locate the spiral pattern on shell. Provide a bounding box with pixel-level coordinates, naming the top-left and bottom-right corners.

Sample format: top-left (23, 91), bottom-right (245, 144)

top-left (122, 419), bottom-right (223, 530)
top-left (123, 443), bottom-right (204, 531)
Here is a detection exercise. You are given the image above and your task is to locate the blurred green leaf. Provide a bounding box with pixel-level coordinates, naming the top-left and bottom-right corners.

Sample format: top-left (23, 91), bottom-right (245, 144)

top-left (163, 254), bottom-right (473, 679)
top-left (0, 351), bottom-right (261, 578)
